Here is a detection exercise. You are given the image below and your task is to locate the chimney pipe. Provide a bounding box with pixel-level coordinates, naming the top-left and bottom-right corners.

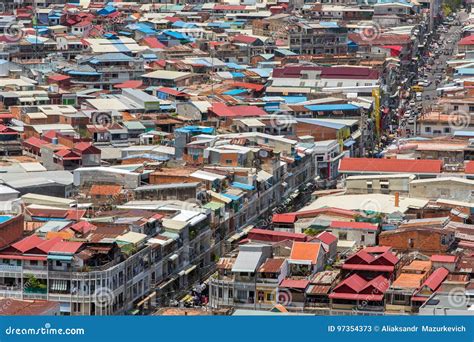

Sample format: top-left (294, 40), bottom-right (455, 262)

top-left (394, 192), bottom-right (399, 208)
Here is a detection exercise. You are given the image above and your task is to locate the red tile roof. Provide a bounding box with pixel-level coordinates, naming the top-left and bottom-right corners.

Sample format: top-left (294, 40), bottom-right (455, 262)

top-left (142, 36), bottom-right (166, 49)
top-left (11, 235), bottom-right (44, 253)
top-left (459, 35), bottom-right (474, 46)
top-left (89, 184), bottom-right (122, 196)
top-left (339, 157), bottom-right (443, 174)
top-left (158, 87), bottom-right (188, 97)
top-left (114, 80), bottom-right (143, 89)
top-left (215, 5), bottom-right (246, 11)
top-left (272, 213), bottom-right (297, 224)
top-left (342, 249), bottom-right (399, 272)
top-left (280, 278), bottom-right (310, 289)
top-left (231, 34), bottom-right (258, 45)
top-left (330, 220), bottom-right (378, 231)
top-left (210, 103), bottom-right (267, 117)
top-left (316, 231), bottom-right (337, 245)
top-left (330, 274), bottom-right (389, 301)
top-left (465, 161), bottom-right (474, 174)
top-left (48, 74), bottom-right (71, 82)
top-left (348, 33), bottom-right (411, 46)
top-left (231, 82), bottom-right (265, 92)
top-left (70, 221), bottom-right (96, 235)
top-left (49, 241), bottom-right (83, 254)
top-left (430, 255), bottom-right (457, 263)
top-left (290, 241), bottom-right (321, 264)
top-left (421, 267), bottom-right (449, 291)
top-left (248, 228), bottom-right (307, 243)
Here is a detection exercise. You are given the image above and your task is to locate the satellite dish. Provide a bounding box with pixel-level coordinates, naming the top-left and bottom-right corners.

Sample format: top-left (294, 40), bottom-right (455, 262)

top-left (259, 150), bottom-right (268, 158)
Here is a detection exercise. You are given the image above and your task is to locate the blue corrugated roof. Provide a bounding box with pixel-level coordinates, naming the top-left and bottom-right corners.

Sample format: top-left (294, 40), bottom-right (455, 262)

top-left (175, 126), bottom-right (215, 135)
top-left (68, 70), bottom-right (101, 76)
top-left (226, 62), bottom-right (247, 70)
top-left (172, 21), bottom-right (197, 28)
top-left (231, 182), bottom-right (255, 191)
top-left (223, 89), bottom-right (247, 95)
top-left (222, 193), bottom-right (241, 201)
top-left (304, 104), bottom-right (360, 111)
top-left (319, 21), bottom-right (339, 28)
top-left (231, 72), bottom-right (245, 78)
top-left (163, 30), bottom-right (188, 40)
top-left (282, 96), bottom-right (307, 104)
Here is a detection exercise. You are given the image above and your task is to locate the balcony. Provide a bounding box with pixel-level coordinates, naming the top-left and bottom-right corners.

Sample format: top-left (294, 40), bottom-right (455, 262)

top-left (0, 264), bottom-right (22, 273)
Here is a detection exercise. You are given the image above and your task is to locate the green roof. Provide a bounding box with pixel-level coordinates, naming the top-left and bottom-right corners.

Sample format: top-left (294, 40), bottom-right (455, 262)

top-left (203, 201), bottom-right (225, 210)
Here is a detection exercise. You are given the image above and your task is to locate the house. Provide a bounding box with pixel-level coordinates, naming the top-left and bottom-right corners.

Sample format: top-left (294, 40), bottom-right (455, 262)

top-left (142, 70), bottom-right (194, 87)
top-left (379, 221), bottom-right (455, 255)
top-left (305, 270), bottom-right (340, 309)
top-left (329, 274), bottom-right (390, 311)
top-left (314, 231), bottom-right (338, 262)
top-left (410, 267), bottom-right (450, 310)
top-left (288, 241), bottom-right (325, 275)
top-left (339, 158), bottom-right (443, 177)
top-left (385, 260), bottom-right (432, 313)
top-left (326, 221), bottom-right (379, 246)
top-left (430, 254), bottom-right (458, 272)
top-left (88, 184), bottom-right (123, 205)
top-left (340, 247), bottom-right (399, 280)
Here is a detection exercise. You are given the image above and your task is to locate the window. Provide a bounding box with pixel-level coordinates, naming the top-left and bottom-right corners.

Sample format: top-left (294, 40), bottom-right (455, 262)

top-left (218, 287), bottom-right (223, 298)
top-left (444, 127), bottom-right (450, 133)
top-left (266, 293), bottom-right (274, 301)
top-left (441, 235), bottom-right (447, 245)
top-left (469, 106), bottom-right (474, 112)
top-left (408, 238), bottom-right (414, 248)
top-left (425, 127), bottom-right (431, 133)
top-left (225, 159), bottom-right (232, 164)
top-left (361, 235), bottom-right (365, 242)
top-left (339, 232), bottom-right (347, 240)
top-left (56, 260), bottom-right (62, 267)
top-left (454, 105), bottom-right (459, 110)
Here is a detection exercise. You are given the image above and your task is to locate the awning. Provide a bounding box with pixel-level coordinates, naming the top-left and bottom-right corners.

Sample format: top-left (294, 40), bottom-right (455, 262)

top-left (48, 255), bottom-right (73, 261)
top-left (382, 45), bottom-right (403, 57)
top-left (184, 265), bottom-right (197, 275)
top-left (343, 139), bottom-right (356, 147)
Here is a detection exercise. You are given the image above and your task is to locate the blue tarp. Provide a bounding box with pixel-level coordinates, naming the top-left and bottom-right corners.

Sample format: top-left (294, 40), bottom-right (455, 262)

top-left (231, 182), bottom-right (255, 191)
top-left (222, 193), bottom-right (242, 201)
top-left (304, 104), bottom-right (360, 111)
top-left (223, 89), bottom-right (247, 95)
